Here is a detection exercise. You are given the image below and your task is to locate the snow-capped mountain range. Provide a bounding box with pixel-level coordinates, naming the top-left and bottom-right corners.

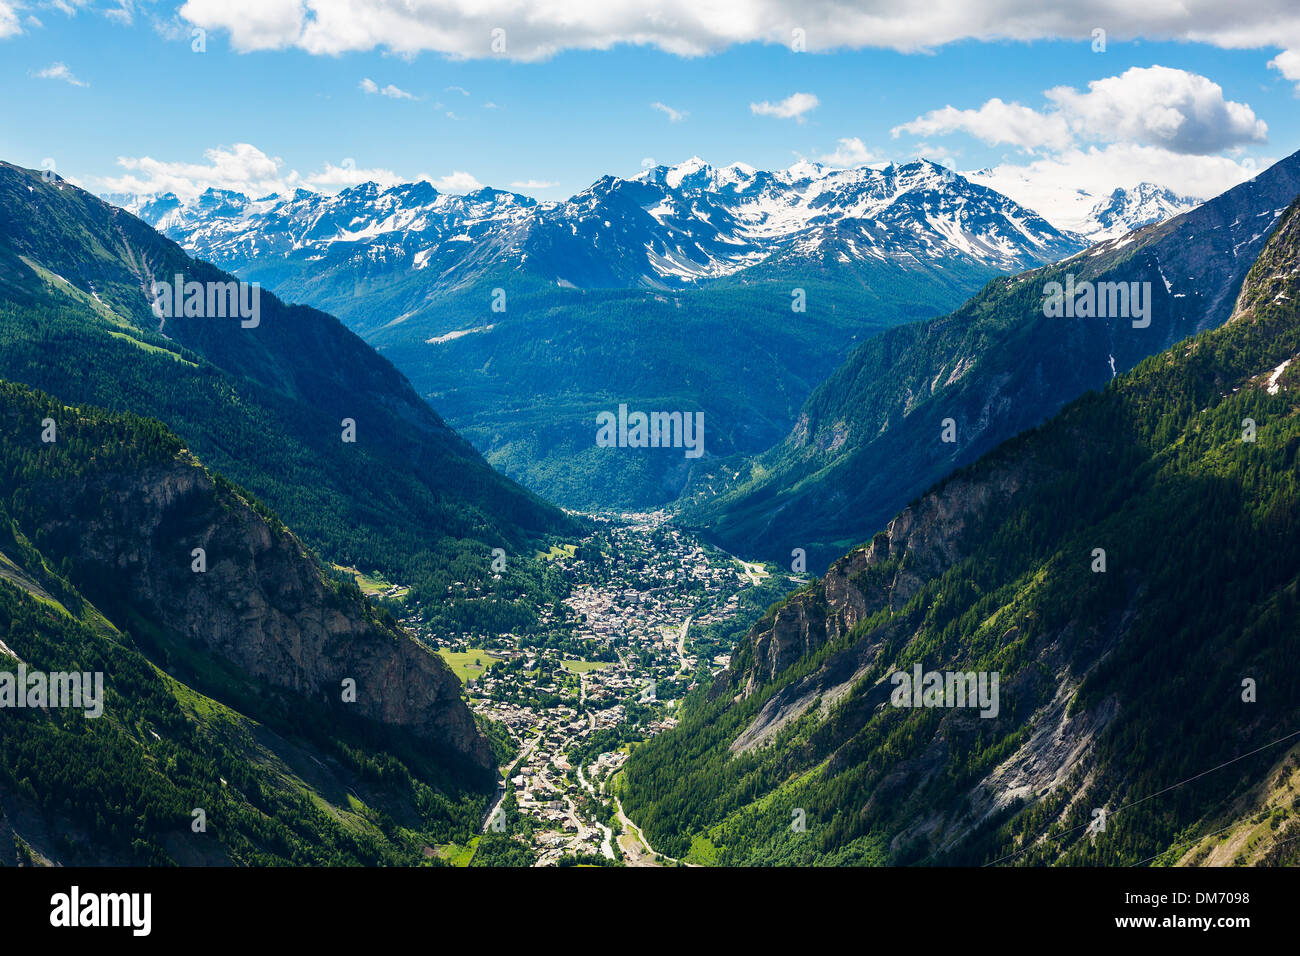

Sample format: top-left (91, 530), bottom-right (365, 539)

top-left (115, 158), bottom-right (1091, 295)
top-left (1078, 183), bottom-right (1205, 241)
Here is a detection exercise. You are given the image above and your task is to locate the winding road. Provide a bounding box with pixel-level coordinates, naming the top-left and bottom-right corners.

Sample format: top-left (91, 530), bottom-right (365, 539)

top-left (481, 730), bottom-right (544, 834)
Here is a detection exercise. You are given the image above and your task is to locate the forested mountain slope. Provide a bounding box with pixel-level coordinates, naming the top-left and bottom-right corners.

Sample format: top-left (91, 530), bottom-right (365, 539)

top-left (0, 380), bottom-right (494, 865)
top-left (621, 197), bottom-right (1300, 867)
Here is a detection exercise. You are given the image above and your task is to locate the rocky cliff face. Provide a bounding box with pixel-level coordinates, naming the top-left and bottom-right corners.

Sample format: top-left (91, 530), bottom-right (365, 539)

top-left (32, 451), bottom-right (493, 772)
top-left (725, 463), bottom-right (1027, 697)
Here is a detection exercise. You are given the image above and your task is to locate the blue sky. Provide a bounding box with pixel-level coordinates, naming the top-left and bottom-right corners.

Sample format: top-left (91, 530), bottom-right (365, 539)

top-left (2, 1), bottom-right (1299, 225)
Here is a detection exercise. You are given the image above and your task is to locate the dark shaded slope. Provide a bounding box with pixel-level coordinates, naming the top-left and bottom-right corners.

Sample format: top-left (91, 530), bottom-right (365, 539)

top-left (0, 380), bottom-right (494, 865)
top-left (685, 150), bottom-right (1300, 569)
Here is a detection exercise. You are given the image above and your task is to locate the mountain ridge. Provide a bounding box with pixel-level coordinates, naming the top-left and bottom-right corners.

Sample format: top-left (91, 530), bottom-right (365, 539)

top-left (119, 157), bottom-right (1083, 301)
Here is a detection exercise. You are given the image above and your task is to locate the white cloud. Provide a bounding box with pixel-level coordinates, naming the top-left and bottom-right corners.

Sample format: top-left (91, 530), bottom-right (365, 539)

top-left (304, 160), bottom-right (402, 190)
top-left (1268, 49), bottom-right (1300, 93)
top-left (360, 77), bottom-right (416, 99)
top-left (104, 0), bottom-right (134, 25)
top-left (894, 98), bottom-right (1072, 151)
top-left (509, 178), bottom-right (559, 190)
top-left (99, 144), bottom-right (293, 201)
top-left (150, 13), bottom-right (190, 42)
top-left (751, 91), bottom-right (818, 123)
top-left (816, 137), bottom-right (880, 167)
top-left (965, 144), bottom-right (1262, 230)
top-left (175, 1), bottom-right (1300, 61)
top-left (1044, 66), bottom-right (1266, 153)
top-left (893, 65), bottom-right (1270, 230)
top-left (895, 67), bottom-right (1266, 156)
top-left (179, 0), bottom-right (303, 52)
top-left (445, 85), bottom-right (470, 96)
top-left (96, 143), bottom-right (419, 201)
top-left (650, 101), bottom-right (687, 123)
top-left (0, 2), bottom-right (22, 37)
top-left (34, 62), bottom-right (88, 87)
top-left (431, 170), bottom-right (483, 193)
